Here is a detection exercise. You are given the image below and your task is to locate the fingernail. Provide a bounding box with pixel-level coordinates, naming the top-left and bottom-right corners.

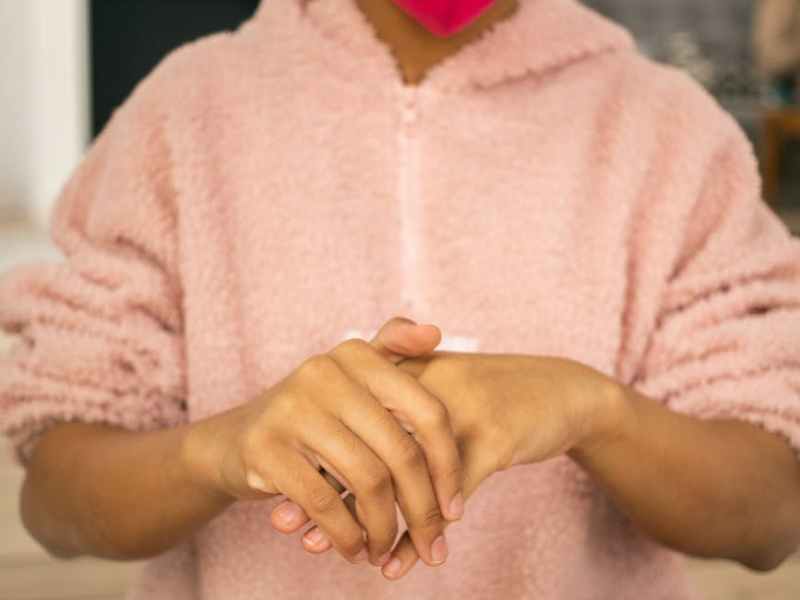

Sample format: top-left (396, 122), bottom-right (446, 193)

top-left (274, 502), bottom-right (304, 526)
top-left (246, 471), bottom-right (269, 492)
top-left (376, 552), bottom-right (392, 566)
top-left (448, 493), bottom-right (464, 520)
top-left (383, 557), bottom-right (403, 579)
top-left (354, 548), bottom-right (369, 563)
top-left (303, 527), bottom-right (325, 546)
top-left (431, 534), bottom-right (448, 564)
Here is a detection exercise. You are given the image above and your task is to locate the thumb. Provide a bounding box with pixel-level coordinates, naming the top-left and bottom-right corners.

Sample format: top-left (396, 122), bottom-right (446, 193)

top-left (369, 316), bottom-right (442, 364)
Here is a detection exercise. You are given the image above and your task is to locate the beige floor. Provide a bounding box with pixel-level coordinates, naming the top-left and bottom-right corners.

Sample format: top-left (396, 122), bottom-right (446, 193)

top-left (1, 215), bottom-right (800, 599)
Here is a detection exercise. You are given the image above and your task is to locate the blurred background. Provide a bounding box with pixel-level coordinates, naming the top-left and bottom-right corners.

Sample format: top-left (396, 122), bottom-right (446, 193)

top-left (0, 1), bottom-right (798, 599)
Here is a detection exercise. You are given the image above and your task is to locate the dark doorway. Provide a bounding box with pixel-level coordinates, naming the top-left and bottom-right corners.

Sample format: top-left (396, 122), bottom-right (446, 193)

top-left (90, 0), bottom-right (260, 138)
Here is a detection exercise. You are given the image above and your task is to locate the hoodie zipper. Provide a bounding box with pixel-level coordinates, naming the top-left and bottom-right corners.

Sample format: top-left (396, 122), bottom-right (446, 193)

top-left (398, 85), bottom-right (421, 313)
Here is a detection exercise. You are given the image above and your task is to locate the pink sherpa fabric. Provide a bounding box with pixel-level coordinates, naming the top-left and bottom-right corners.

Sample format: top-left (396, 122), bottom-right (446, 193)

top-left (1, 1), bottom-right (799, 598)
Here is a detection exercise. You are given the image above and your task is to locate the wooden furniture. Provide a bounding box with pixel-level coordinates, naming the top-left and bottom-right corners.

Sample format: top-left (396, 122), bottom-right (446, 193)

top-left (761, 106), bottom-right (800, 204)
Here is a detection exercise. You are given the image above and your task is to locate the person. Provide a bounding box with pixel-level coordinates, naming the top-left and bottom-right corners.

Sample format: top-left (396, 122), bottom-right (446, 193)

top-left (754, 0), bottom-right (800, 104)
top-left (1, 1), bottom-right (799, 598)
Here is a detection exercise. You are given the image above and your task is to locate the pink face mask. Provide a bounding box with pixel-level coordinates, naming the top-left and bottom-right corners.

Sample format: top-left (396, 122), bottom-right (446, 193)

top-left (391, 0), bottom-right (497, 37)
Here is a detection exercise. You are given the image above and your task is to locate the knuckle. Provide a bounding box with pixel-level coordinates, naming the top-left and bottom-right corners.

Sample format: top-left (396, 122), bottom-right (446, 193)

top-left (359, 464), bottom-right (392, 497)
top-left (417, 401), bottom-right (449, 432)
top-left (306, 486), bottom-right (340, 515)
top-left (411, 504), bottom-right (444, 530)
top-left (240, 427), bottom-right (271, 462)
top-left (296, 354), bottom-right (338, 382)
top-left (432, 459), bottom-right (463, 485)
top-left (339, 532), bottom-right (364, 558)
top-left (237, 432), bottom-right (282, 488)
top-left (265, 390), bottom-right (303, 423)
top-left (240, 437), bottom-right (260, 466)
top-left (335, 337), bottom-right (371, 357)
top-left (294, 354), bottom-right (340, 389)
top-left (361, 409), bottom-right (391, 435)
top-left (395, 438), bottom-right (425, 470)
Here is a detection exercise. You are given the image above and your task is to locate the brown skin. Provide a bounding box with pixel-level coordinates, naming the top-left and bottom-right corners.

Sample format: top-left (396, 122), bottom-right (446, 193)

top-left (17, 0), bottom-right (519, 572)
top-left (277, 351), bottom-right (800, 580)
top-left (21, 319), bottom-right (800, 580)
top-left (352, 0), bottom-right (520, 85)
top-left (18, 0), bottom-right (800, 586)
top-left (20, 318), bottom-right (464, 568)
top-left (274, 0), bottom-right (800, 575)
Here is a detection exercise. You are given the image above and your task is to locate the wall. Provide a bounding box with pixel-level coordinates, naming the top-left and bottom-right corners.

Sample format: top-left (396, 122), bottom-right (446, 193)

top-left (0, 0), bottom-right (90, 229)
top-left (0, 2), bottom-right (34, 220)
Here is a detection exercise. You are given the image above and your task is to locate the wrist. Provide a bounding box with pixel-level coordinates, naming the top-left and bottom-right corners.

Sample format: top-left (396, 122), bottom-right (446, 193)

top-left (179, 415), bottom-right (238, 505)
top-left (570, 375), bottom-right (634, 460)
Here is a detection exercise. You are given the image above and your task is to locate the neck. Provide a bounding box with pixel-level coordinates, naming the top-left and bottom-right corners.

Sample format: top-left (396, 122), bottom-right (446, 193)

top-left (353, 0), bottom-right (519, 85)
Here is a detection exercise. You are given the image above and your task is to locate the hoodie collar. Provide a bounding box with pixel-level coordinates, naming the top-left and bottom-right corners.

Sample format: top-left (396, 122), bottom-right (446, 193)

top-left (253, 0), bottom-right (634, 92)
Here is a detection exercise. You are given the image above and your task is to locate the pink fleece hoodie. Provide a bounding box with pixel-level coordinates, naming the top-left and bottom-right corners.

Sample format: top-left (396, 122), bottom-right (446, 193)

top-left (1, 1), bottom-right (800, 598)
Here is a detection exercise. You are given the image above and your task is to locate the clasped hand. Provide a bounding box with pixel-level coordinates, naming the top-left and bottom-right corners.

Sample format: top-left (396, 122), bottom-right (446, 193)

top-left (261, 318), bottom-right (621, 580)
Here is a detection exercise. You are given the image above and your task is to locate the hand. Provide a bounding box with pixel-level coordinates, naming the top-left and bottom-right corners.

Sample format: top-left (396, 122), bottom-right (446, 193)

top-left (181, 318), bottom-right (464, 568)
top-left (276, 351), bottom-right (622, 579)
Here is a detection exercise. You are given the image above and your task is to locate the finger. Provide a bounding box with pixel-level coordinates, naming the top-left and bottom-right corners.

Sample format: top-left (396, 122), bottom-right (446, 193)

top-left (369, 316), bottom-right (441, 363)
top-left (369, 319), bottom-right (460, 519)
top-left (270, 468), bottom-right (345, 533)
top-left (271, 499), bottom-right (311, 533)
top-left (302, 493), bottom-right (355, 556)
top-left (332, 338), bottom-right (464, 522)
top-left (297, 416), bottom-right (399, 565)
top-left (267, 443), bottom-right (368, 564)
top-left (384, 439), bottom-right (495, 579)
top-left (395, 351), bottom-right (462, 378)
top-left (300, 437), bottom-right (496, 572)
top-left (271, 470), bottom-right (344, 534)
top-left (319, 352), bottom-right (451, 567)
top-left (394, 356), bottom-right (429, 378)
top-left (382, 530), bottom-right (420, 580)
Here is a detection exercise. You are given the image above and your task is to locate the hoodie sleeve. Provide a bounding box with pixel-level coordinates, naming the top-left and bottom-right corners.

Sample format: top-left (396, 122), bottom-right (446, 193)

top-left (626, 120), bottom-right (800, 455)
top-left (0, 74), bottom-right (188, 466)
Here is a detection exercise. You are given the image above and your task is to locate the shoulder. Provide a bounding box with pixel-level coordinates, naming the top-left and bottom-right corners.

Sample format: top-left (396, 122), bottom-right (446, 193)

top-left (71, 27), bottom-right (264, 203)
top-left (101, 26), bottom-right (263, 134)
top-left (580, 47), bottom-right (754, 182)
top-left (612, 51), bottom-right (745, 147)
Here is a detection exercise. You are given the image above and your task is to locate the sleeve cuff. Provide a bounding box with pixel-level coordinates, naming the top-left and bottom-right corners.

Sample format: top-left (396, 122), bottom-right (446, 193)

top-left (649, 369), bottom-right (800, 459)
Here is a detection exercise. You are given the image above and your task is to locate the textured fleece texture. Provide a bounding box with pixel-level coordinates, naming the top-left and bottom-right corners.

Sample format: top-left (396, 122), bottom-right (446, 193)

top-left (1, 1), bottom-right (800, 598)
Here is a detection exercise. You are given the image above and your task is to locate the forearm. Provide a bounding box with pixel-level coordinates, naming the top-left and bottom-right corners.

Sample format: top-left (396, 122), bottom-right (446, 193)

top-left (22, 421), bottom-right (234, 561)
top-left (570, 385), bottom-right (800, 571)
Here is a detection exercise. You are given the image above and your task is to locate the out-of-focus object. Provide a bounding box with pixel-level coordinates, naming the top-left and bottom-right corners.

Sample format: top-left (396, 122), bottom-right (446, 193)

top-left (754, 0), bottom-right (800, 102)
top-left (90, 0), bottom-right (258, 138)
top-left (665, 31), bottom-right (717, 88)
top-left (589, 0), bottom-right (759, 101)
top-left (760, 106), bottom-right (800, 203)
top-left (753, 0), bottom-right (800, 203)
top-left (0, 0), bottom-right (89, 229)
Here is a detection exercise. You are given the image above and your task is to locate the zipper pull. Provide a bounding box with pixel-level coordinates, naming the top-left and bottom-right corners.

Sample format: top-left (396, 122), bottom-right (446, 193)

top-left (401, 86), bottom-right (418, 126)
